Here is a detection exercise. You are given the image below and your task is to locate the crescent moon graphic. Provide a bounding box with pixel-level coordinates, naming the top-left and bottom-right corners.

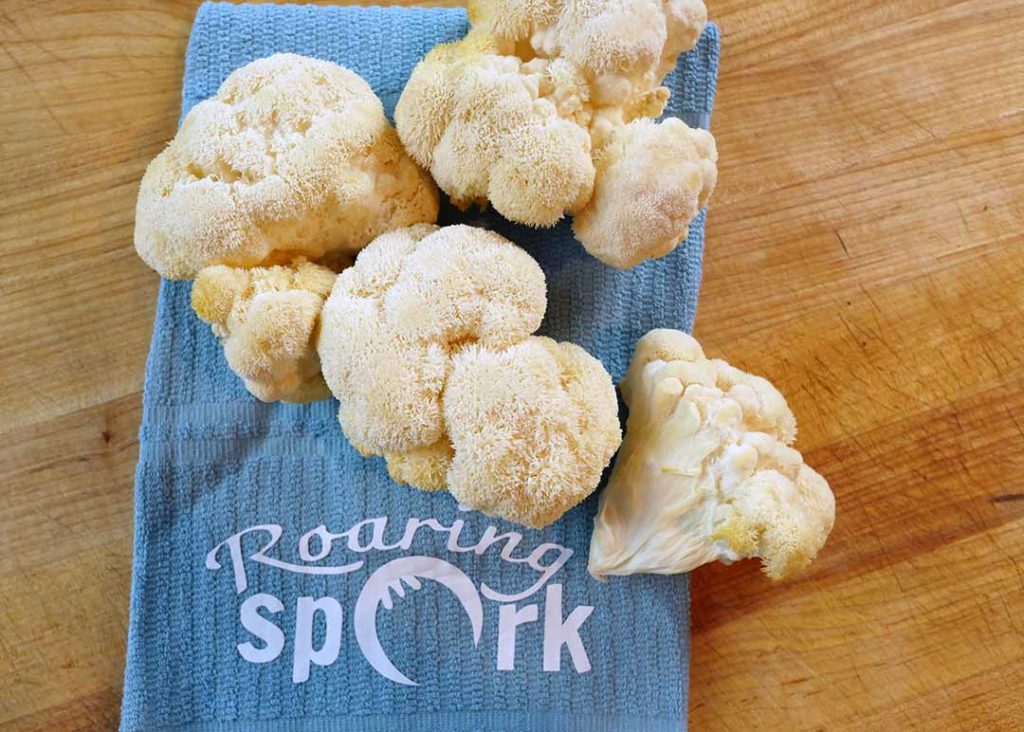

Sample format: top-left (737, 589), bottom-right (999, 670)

top-left (354, 556), bottom-right (483, 686)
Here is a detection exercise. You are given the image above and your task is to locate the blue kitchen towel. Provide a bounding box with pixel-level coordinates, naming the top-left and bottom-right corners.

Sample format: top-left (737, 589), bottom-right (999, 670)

top-left (120, 4), bottom-right (720, 731)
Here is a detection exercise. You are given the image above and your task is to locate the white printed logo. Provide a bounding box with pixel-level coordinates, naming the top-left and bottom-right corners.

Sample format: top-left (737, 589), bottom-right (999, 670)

top-left (354, 556), bottom-right (482, 686)
top-left (206, 510), bottom-right (596, 685)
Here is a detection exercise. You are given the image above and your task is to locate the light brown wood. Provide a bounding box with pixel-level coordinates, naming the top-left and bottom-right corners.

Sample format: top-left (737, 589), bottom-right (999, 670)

top-left (1, 1), bottom-right (1022, 729)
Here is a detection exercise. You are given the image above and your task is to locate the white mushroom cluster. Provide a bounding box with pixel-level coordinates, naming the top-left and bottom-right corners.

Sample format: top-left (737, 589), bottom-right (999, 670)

top-left (589, 330), bottom-right (835, 580)
top-left (318, 224), bottom-right (622, 528)
top-left (395, 0), bottom-right (717, 268)
top-left (135, 53), bottom-right (438, 279)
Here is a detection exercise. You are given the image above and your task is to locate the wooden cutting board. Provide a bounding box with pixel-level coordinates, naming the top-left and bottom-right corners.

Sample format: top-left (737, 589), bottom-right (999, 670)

top-left (1, 1), bottom-right (1022, 729)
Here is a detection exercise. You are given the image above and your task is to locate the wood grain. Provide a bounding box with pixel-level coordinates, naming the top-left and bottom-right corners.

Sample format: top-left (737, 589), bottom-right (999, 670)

top-left (1, 1), bottom-right (1022, 729)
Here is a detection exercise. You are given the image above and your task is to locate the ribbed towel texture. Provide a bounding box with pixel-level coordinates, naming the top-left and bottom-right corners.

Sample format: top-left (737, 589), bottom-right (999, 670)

top-left (120, 4), bottom-right (720, 731)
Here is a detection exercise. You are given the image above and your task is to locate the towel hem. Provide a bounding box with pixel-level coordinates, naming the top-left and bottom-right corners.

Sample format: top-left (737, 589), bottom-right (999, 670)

top-left (152, 711), bottom-right (685, 732)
